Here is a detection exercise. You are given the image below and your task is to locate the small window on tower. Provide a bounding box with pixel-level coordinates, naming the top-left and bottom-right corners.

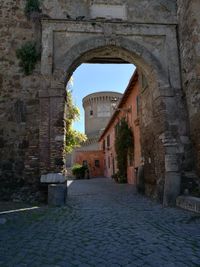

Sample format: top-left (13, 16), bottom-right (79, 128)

top-left (90, 110), bottom-right (93, 116)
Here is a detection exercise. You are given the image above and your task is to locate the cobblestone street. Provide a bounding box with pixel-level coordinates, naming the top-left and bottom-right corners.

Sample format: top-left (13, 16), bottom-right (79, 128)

top-left (0, 178), bottom-right (200, 267)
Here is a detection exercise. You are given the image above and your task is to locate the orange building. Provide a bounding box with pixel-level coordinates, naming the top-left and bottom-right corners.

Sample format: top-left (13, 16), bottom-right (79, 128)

top-left (99, 71), bottom-right (141, 184)
top-left (74, 150), bottom-right (104, 178)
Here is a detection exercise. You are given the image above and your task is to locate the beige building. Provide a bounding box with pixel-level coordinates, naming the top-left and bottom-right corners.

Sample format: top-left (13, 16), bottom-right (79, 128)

top-left (83, 91), bottom-right (122, 139)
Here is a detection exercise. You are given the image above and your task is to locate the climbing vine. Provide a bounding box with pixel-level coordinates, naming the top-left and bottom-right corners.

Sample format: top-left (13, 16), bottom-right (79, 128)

top-left (24, 0), bottom-right (41, 18)
top-left (16, 41), bottom-right (40, 75)
top-left (114, 118), bottom-right (134, 183)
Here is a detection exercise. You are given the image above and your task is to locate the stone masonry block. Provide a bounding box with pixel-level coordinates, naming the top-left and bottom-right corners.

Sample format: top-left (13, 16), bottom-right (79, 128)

top-left (48, 184), bottom-right (67, 206)
top-left (41, 173), bottom-right (66, 183)
top-left (176, 196), bottom-right (200, 213)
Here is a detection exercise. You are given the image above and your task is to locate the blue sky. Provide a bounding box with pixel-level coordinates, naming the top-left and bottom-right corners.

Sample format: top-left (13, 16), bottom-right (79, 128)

top-left (70, 63), bottom-right (136, 133)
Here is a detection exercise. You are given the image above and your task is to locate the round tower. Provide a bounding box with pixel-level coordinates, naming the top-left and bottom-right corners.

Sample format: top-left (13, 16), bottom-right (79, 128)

top-left (82, 91), bottom-right (122, 138)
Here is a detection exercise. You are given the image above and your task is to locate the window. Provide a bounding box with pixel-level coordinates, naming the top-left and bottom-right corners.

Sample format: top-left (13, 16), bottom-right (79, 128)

top-left (83, 160), bottom-right (88, 166)
top-left (107, 135), bottom-right (110, 148)
top-left (103, 140), bottom-right (105, 151)
top-left (90, 110), bottom-right (93, 116)
top-left (108, 156), bottom-right (110, 169)
top-left (95, 159), bottom-right (100, 167)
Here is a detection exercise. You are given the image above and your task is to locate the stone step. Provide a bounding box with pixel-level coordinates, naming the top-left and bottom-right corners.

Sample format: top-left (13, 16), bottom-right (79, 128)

top-left (176, 196), bottom-right (200, 214)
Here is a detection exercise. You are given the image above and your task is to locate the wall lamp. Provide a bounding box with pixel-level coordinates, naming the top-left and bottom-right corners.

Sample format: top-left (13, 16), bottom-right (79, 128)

top-left (111, 103), bottom-right (131, 113)
top-left (115, 106), bottom-right (132, 113)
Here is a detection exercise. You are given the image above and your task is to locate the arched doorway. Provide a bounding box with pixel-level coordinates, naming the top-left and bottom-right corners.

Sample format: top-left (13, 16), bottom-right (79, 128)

top-left (39, 19), bottom-right (190, 206)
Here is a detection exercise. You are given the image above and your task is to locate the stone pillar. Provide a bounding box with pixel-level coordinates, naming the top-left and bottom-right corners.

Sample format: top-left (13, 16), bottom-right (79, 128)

top-left (39, 90), bottom-right (51, 174)
top-left (151, 86), bottom-right (183, 206)
top-left (39, 86), bottom-right (66, 175)
top-left (49, 88), bottom-right (66, 173)
top-left (162, 135), bottom-right (181, 206)
top-left (157, 89), bottom-right (190, 206)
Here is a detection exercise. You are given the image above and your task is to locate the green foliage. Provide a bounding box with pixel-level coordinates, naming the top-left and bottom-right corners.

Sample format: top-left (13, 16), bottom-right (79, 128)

top-left (111, 172), bottom-right (127, 184)
top-left (25, 0), bottom-right (41, 17)
top-left (72, 164), bottom-right (88, 179)
top-left (65, 128), bottom-right (87, 154)
top-left (191, 187), bottom-right (200, 197)
top-left (66, 90), bottom-right (80, 122)
top-left (65, 90), bottom-right (87, 154)
top-left (114, 118), bottom-right (134, 183)
top-left (16, 41), bottom-right (40, 75)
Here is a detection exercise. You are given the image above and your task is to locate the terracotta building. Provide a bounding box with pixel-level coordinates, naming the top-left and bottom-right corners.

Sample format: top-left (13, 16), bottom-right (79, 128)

top-left (74, 150), bottom-right (104, 178)
top-left (99, 71), bottom-right (141, 184)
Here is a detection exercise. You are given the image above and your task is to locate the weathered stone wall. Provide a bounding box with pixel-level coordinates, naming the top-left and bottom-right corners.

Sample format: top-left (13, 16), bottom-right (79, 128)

top-left (41, 0), bottom-right (177, 23)
top-left (177, 0), bottom-right (200, 180)
top-left (0, 0), bottom-right (42, 199)
top-left (139, 72), bottom-right (166, 201)
top-left (0, 0), bottom-right (197, 204)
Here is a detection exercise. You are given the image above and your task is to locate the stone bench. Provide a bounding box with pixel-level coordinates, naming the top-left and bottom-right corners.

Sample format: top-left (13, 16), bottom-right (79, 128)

top-left (176, 196), bottom-right (200, 213)
top-left (41, 173), bottom-right (67, 184)
top-left (40, 173), bottom-right (67, 206)
top-left (48, 184), bottom-right (67, 206)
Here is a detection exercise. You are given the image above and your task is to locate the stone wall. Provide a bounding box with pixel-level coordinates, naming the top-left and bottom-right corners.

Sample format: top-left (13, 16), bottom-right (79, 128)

top-left (138, 71), bottom-right (166, 201)
top-left (41, 0), bottom-right (177, 23)
top-left (0, 0), bottom-right (42, 199)
top-left (0, 0), bottom-right (198, 204)
top-left (177, 0), bottom-right (200, 180)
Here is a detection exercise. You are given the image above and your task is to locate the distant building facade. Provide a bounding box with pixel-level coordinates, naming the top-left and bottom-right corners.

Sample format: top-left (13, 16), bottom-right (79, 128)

top-left (83, 91), bottom-right (122, 139)
top-left (99, 71), bottom-right (141, 184)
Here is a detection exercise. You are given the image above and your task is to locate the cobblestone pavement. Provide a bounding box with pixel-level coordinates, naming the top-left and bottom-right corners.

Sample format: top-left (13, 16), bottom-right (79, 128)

top-left (0, 178), bottom-right (200, 267)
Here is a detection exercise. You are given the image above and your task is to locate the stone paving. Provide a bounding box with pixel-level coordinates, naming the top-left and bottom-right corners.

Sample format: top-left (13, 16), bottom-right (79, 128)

top-left (0, 178), bottom-right (200, 267)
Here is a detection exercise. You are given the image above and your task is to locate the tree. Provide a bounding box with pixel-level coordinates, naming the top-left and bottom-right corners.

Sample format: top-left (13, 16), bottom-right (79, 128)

top-left (64, 89), bottom-right (87, 154)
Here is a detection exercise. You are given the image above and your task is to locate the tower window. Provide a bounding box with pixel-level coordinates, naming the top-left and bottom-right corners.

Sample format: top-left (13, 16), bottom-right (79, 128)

top-left (90, 110), bottom-right (93, 116)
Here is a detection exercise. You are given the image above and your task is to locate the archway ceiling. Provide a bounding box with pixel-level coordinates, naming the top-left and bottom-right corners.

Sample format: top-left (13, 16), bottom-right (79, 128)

top-left (86, 57), bottom-right (129, 64)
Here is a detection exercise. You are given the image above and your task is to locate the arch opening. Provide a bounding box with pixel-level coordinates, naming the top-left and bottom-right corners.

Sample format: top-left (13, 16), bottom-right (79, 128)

top-left (40, 38), bottom-right (185, 206)
top-left (63, 45), bottom-right (167, 202)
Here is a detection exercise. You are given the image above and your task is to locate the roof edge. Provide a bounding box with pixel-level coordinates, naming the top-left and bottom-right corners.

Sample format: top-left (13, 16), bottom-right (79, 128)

top-left (99, 69), bottom-right (138, 141)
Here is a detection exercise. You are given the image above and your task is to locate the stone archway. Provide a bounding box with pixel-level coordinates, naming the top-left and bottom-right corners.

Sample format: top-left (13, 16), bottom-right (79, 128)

top-left (39, 19), bottom-right (190, 206)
